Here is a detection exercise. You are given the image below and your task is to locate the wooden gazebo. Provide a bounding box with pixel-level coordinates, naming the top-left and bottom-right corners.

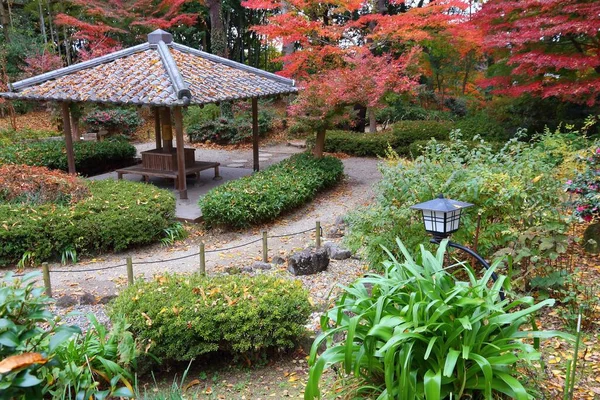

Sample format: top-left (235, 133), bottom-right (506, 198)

top-left (0, 29), bottom-right (297, 199)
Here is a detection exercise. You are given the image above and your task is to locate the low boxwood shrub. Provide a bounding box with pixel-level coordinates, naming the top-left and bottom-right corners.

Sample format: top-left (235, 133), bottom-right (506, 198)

top-left (306, 121), bottom-right (452, 157)
top-left (0, 164), bottom-right (89, 205)
top-left (305, 241), bottom-right (571, 400)
top-left (0, 137), bottom-right (136, 176)
top-left (0, 178), bottom-right (176, 266)
top-left (199, 153), bottom-right (344, 228)
top-left (83, 108), bottom-right (143, 135)
top-left (109, 274), bottom-right (312, 361)
top-left (0, 127), bottom-right (58, 146)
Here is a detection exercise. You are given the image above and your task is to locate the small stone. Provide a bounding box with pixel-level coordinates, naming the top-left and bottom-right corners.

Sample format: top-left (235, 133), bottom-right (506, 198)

top-left (287, 248), bottom-right (329, 276)
top-left (583, 223), bottom-right (600, 253)
top-left (231, 159), bottom-right (248, 163)
top-left (326, 226), bottom-right (344, 238)
top-left (242, 266), bottom-right (254, 273)
top-left (334, 215), bottom-right (347, 226)
top-left (252, 261), bottom-right (272, 270)
top-left (226, 163), bottom-right (244, 168)
top-left (98, 295), bottom-right (117, 305)
top-left (79, 292), bottom-right (96, 305)
top-left (56, 295), bottom-right (77, 308)
top-left (324, 242), bottom-right (352, 260)
top-left (271, 256), bottom-right (286, 265)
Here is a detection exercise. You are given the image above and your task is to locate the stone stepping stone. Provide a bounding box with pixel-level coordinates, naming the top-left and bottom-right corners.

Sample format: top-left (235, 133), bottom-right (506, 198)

top-left (259, 158), bottom-right (269, 162)
top-left (226, 163), bottom-right (245, 168)
top-left (232, 159), bottom-right (248, 163)
top-left (259, 153), bottom-right (273, 157)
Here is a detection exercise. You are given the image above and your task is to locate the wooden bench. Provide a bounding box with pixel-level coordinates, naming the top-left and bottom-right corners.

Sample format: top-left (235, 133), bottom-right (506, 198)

top-left (116, 161), bottom-right (221, 189)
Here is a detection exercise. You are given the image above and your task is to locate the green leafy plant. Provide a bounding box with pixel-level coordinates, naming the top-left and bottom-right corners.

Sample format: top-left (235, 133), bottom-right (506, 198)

top-left (199, 153), bottom-right (343, 228)
top-left (109, 273), bottom-right (312, 362)
top-left (0, 127), bottom-right (58, 146)
top-left (187, 111), bottom-right (272, 145)
top-left (0, 272), bottom-right (135, 399)
top-left (346, 131), bottom-right (571, 270)
top-left (0, 179), bottom-right (176, 267)
top-left (305, 240), bottom-right (573, 400)
top-left (0, 137), bottom-right (136, 176)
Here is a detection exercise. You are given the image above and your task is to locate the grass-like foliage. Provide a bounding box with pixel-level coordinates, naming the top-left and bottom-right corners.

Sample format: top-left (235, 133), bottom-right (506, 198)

top-left (0, 179), bottom-right (176, 266)
top-left (199, 153), bottom-right (344, 228)
top-left (0, 127), bottom-right (58, 146)
top-left (109, 273), bottom-right (312, 362)
top-left (0, 137), bottom-right (136, 176)
top-left (305, 240), bottom-right (572, 400)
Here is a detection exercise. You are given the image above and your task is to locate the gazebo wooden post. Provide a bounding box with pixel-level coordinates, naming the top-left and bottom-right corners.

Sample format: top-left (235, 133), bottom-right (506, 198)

top-left (153, 107), bottom-right (162, 150)
top-left (61, 102), bottom-right (76, 174)
top-left (173, 106), bottom-right (188, 200)
top-left (160, 108), bottom-right (173, 151)
top-left (252, 98), bottom-right (259, 172)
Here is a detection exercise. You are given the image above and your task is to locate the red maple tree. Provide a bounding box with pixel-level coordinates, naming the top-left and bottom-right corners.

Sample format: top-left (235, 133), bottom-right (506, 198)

top-left (478, 0), bottom-right (600, 106)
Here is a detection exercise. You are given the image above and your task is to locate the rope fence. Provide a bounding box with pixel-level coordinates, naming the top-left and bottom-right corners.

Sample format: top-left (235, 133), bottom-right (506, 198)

top-left (12, 221), bottom-right (324, 297)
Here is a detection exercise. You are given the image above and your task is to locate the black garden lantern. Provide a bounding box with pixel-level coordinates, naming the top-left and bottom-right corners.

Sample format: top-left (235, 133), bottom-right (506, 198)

top-left (410, 194), bottom-right (505, 300)
top-left (410, 194), bottom-right (473, 240)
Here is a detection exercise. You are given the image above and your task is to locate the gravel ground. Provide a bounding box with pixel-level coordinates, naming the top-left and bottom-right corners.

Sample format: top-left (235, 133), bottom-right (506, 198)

top-left (8, 148), bottom-right (382, 333)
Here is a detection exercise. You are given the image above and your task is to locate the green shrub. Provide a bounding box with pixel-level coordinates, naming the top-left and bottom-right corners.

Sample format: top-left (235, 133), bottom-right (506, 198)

top-left (83, 108), bottom-right (143, 135)
top-left (0, 137), bottom-right (136, 176)
top-left (346, 131), bottom-right (571, 267)
top-left (0, 127), bottom-right (58, 146)
top-left (0, 179), bottom-right (176, 266)
top-left (305, 121), bottom-right (452, 157)
top-left (455, 112), bottom-right (512, 142)
top-left (305, 241), bottom-right (571, 400)
top-left (187, 111), bottom-right (272, 145)
top-left (184, 104), bottom-right (221, 127)
top-left (199, 153), bottom-right (344, 228)
top-left (109, 273), bottom-right (311, 361)
top-left (376, 93), bottom-right (453, 123)
top-left (0, 272), bottom-right (135, 399)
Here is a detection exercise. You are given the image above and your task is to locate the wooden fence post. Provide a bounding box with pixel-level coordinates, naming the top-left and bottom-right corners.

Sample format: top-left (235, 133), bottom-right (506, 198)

top-left (316, 221), bottom-right (321, 248)
top-left (42, 262), bottom-right (52, 298)
top-left (262, 231), bottom-right (268, 263)
top-left (126, 257), bottom-right (133, 286)
top-left (199, 242), bottom-right (206, 275)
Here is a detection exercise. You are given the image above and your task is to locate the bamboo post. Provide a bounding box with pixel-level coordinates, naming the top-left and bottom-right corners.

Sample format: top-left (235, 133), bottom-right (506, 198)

top-left (42, 262), bottom-right (52, 298)
top-left (126, 257), bottom-right (133, 286)
top-left (316, 221), bottom-right (321, 248)
top-left (262, 230), bottom-right (268, 263)
top-left (199, 242), bottom-right (206, 275)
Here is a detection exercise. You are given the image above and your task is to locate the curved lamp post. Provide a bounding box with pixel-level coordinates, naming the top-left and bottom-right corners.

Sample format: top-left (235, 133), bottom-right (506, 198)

top-left (410, 194), bottom-right (505, 301)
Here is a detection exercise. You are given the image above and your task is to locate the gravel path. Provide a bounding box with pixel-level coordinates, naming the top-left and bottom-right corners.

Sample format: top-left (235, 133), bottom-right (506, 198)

top-left (8, 148), bottom-right (382, 331)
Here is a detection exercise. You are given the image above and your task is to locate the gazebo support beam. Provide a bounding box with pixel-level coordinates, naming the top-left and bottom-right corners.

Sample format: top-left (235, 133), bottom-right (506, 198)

top-left (61, 102), bottom-right (76, 174)
top-left (161, 108), bottom-right (173, 152)
top-left (173, 106), bottom-right (188, 200)
top-left (154, 107), bottom-right (162, 150)
top-left (252, 98), bottom-right (259, 172)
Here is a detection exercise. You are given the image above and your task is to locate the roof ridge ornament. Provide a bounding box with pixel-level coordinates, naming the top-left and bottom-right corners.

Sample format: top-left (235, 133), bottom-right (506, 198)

top-left (148, 29), bottom-right (173, 45)
top-left (156, 40), bottom-right (191, 103)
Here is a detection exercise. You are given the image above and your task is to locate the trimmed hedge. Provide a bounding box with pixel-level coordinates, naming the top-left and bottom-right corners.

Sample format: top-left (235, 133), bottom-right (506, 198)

top-left (199, 153), bottom-right (344, 228)
top-left (305, 121), bottom-right (452, 157)
top-left (0, 179), bottom-right (176, 266)
top-left (0, 137), bottom-right (136, 176)
top-left (0, 128), bottom-right (58, 146)
top-left (109, 273), bottom-right (311, 361)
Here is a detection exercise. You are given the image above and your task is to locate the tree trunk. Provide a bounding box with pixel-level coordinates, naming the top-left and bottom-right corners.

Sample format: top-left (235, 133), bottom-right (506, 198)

top-left (39, 0), bottom-right (47, 45)
top-left (63, 25), bottom-right (71, 65)
top-left (0, 1), bottom-right (10, 43)
top-left (313, 128), bottom-right (326, 158)
top-left (207, 0), bottom-right (233, 118)
top-left (368, 107), bottom-right (377, 133)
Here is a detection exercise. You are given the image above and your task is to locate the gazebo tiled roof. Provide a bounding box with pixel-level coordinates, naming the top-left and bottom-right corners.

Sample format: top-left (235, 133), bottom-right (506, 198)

top-left (0, 30), bottom-right (297, 106)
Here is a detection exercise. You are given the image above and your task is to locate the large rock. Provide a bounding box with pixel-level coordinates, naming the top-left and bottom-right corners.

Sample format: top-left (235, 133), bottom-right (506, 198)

top-left (287, 248), bottom-right (329, 276)
top-left (583, 223), bottom-right (600, 253)
top-left (324, 242), bottom-right (352, 260)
